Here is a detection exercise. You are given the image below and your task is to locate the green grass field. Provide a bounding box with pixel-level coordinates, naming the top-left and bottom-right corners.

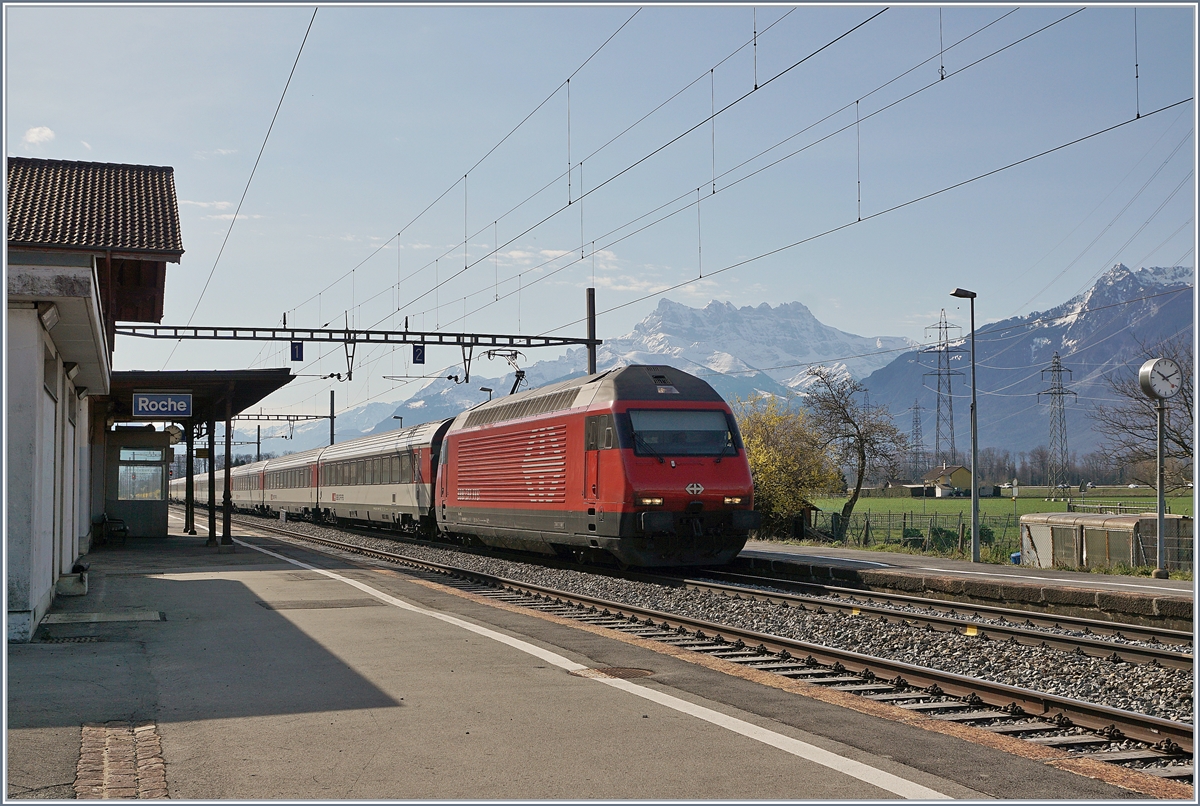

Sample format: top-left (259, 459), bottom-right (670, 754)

top-left (810, 495), bottom-right (1194, 518)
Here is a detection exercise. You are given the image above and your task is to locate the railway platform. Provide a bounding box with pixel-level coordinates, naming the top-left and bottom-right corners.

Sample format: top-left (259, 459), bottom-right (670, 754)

top-left (7, 515), bottom-right (1159, 800)
top-left (737, 540), bottom-right (1194, 630)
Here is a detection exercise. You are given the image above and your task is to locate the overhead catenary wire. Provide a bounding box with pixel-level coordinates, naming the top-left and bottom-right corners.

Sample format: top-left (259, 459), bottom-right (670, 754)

top-left (262, 4), bottom-right (1032, 410)
top-left (537, 98), bottom-right (1192, 338)
top-left (365, 6), bottom-right (803, 322)
top-left (264, 9), bottom-right (1186, 421)
top-left (1003, 108), bottom-right (1192, 307)
top-left (393, 7), bottom-right (1059, 329)
top-left (276, 282), bottom-right (1192, 415)
top-left (282, 8), bottom-right (641, 319)
top-left (163, 6), bottom-right (318, 370)
top-left (395, 8), bottom-right (890, 315)
top-left (1013, 126), bottom-right (1194, 313)
top-left (305, 5), bottom-right (836, 347)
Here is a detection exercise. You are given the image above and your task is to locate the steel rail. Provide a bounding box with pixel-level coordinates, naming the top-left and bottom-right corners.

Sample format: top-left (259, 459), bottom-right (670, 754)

top-left (234, 517), bottom-right (1194, 753)
top-left (698, 568), bottom-right (1193, 647)
top-left (642, 573), bottom-right (1193, 670)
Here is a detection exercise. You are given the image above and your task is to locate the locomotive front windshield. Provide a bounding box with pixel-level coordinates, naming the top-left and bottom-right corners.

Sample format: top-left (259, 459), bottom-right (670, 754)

top-left (628, 409), bottom-right (737, 456)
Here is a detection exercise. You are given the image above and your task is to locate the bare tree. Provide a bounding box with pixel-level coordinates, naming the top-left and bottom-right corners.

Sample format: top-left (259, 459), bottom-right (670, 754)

top-left (804, 367), bottom-right (907, 529)
top-left (1089, 334), bottom-right (1194, 490)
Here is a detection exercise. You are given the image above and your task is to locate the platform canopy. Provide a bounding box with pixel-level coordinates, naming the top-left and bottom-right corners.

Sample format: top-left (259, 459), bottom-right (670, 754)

top-left (106, 368), bottom-right (294, 424)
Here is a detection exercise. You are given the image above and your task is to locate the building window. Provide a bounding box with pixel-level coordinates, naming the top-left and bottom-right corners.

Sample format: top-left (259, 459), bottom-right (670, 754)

top-left (120, 448), bottom-right (164, 462)
top-left (118, 465), bottom-right (164, 501)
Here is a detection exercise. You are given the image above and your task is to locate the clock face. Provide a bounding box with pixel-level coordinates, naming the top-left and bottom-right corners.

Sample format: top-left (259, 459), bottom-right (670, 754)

top-left (1139, 358), bottom-right (1183, 400)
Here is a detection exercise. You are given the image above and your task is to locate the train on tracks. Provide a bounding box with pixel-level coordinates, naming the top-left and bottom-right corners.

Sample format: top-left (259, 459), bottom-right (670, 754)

top-left (171, 365), bottom-right (760, 566)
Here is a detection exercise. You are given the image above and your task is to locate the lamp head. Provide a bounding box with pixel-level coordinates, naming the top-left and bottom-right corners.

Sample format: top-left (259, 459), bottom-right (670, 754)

top-left (950, 288), bottom-right (977, 299)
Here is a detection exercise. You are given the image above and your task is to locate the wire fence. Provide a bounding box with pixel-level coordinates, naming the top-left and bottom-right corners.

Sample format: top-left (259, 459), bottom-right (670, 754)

top-left (796, 510), bottom-right (1192, 572)
top-left (805, 511), bottom-right (1022, 560)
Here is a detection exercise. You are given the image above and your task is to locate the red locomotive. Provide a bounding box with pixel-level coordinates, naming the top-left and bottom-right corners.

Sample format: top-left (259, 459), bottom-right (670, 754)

top-left (437, 364), bottom-right (759, 566)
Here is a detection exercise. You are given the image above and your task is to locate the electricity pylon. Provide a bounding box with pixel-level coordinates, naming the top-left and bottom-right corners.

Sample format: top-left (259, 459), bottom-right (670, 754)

top-left (923, 309), bottom-right (964, 467)
top-left (1038, 352), bottom-right (1076, 498)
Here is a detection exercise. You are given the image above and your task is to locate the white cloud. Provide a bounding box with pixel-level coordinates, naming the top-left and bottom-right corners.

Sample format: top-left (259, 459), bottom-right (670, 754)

top-left (204, 213), bottom-right (262, 221)
top-left (180, 200), bottom-right (233, 210)
top-left (192, 148), bottom-right (239, 160)
top-left (410, 243), bottom-right (432, 250)
top-left (80, 141), bottom-right (92, 151)
top-left (593, 274), bottom-right (672, 294)
top-left (22, 126), bottom-right (54, 148)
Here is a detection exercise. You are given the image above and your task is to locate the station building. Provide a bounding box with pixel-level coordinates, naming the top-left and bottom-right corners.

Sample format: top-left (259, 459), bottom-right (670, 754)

top-left (6, 157), bottom-right (183, 641)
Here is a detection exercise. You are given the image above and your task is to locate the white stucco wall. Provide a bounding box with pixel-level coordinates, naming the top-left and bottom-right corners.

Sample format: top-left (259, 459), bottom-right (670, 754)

top-left (6, 307), bottom-right (56, 640)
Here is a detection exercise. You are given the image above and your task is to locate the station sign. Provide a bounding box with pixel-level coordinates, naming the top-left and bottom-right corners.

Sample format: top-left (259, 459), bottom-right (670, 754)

top-left (290, 341), bottom-right (304, 361)
top-left (413, 344), bottom-right (426, 365)
top-left (132, 392), bottom-right (193, 418)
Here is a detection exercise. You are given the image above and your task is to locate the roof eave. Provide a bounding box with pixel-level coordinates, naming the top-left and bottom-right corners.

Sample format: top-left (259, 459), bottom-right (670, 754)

top-left (7, 242), bottom-right (184, 262)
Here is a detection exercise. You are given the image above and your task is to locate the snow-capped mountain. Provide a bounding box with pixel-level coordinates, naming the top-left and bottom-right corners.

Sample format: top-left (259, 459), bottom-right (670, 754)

top-left (596, 299), bottom-right (917, 387)
top-left (863, 264), bottom-right (1194, 455)
top-left (242, 298), bottom-right (915, 454)
top-left (236, 265), bottom-right (1191, 458)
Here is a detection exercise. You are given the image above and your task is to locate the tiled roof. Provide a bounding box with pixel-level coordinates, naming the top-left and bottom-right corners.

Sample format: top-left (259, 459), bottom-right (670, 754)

top-left (7, 157), bottom-right (183, 257)
top-left (921, 465), bottom-right (968, 481)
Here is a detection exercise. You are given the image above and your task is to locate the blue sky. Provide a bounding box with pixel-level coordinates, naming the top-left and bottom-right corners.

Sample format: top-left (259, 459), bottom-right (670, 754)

top-left (7, 4), bottom-right (1195, 418)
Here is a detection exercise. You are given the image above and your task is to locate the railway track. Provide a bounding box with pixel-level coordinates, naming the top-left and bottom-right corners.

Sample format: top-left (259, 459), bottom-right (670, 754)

top-left (228, 515), bottom-right (1193, 782)
top-left (646, 569), bottom-right (1193, 670)
top-left (219, 508), bottom-right (1193, 671)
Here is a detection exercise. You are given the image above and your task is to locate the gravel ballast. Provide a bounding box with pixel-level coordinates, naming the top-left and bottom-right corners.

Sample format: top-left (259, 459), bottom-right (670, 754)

top-left (246, 518), bottom-right (1195, 724)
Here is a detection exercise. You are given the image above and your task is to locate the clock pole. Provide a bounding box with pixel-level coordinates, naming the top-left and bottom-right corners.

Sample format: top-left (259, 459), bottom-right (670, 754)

top-left (1139, 357), bottom-right (1178, 579)
top-left (1154, 396), bottom-right (1167, 579)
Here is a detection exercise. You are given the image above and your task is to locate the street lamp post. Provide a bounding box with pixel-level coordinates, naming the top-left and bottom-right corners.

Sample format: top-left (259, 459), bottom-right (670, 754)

top-left (951, 287), bottom-right (979, 562)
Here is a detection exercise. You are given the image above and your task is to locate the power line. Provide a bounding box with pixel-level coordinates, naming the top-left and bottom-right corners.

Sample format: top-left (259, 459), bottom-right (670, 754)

top-left (303, 6), bottom-right (1019, 347)
top-left (283, 9), bottom-right (642, 318)
top-left (164, 7), bottom-right (319, 369)
top-left (399, 7), bottom-right (1076, 334)
top-left (539, 99), bottom-right (1193, 339)
top-left (394, 8), bottom-right (890, 316)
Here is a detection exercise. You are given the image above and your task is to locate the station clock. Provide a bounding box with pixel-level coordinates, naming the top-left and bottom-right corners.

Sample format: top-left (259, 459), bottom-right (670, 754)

top-left (1138, 358), bottom-right (1183, 400)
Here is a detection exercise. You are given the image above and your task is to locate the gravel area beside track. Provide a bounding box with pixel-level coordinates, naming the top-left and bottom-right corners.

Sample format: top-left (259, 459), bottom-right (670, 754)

top-left (697, 577), bottom-right (1194, 656)
top-left (258, 519), bottom-right (1195, 724)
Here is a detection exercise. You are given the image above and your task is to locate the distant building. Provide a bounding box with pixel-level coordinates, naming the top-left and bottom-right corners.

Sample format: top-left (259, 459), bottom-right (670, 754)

top-left (921, 463), bottom-right (972, 497)
top-left (7, 157), bottom-right (183, 641)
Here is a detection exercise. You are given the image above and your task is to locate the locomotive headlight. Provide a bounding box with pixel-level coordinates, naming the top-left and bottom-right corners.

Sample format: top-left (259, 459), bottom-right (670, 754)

top-left (637, 496), bottom-right (664, 506)
top-left (724, 496), bottom-right (743, 505)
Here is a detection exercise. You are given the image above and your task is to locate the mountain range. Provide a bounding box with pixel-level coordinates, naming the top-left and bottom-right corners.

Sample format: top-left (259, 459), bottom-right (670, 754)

top-left (240, 264), bottom-right (1192, 458)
